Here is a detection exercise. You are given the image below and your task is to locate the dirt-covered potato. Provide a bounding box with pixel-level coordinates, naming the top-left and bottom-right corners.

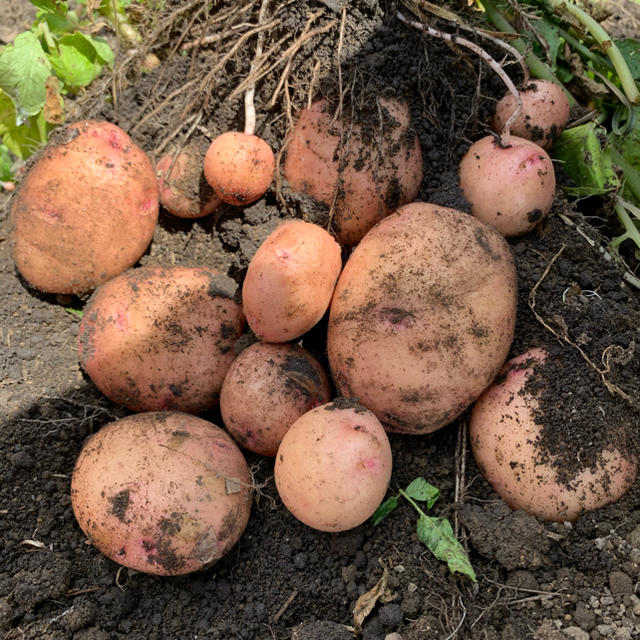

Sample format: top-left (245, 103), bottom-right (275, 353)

top-left (469, 349), bottom-right (638, 522)
top-left (10, 120), bottom-right (159, 294)
top-left (327, 202), bottom-right (517, 434)
top-left (220, 342), bottom-right (331, 456)
top-left (78, 265), bottom-right (244, 413)
top-left (242, 220), bottom-right (342, 342)
top-left (71, 411), bottom-right (253, 575)
top-left (283, 98), bottom-right (423, 245)
top-left (274, 399), bottom-right (392, 532)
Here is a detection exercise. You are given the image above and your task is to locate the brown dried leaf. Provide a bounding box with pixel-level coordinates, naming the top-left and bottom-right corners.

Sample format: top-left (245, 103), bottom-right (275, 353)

top-left (352, 560), bottom-right (394, 635)
top-left (43, 76), bottom-right (64, 124)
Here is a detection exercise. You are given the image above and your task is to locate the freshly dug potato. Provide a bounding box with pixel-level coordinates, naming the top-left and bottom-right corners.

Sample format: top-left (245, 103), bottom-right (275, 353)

top-left (220, 342), bottom-right (331, 456)
top-left (274, 399), bottom-right (393, 532)
top-left (10, 120), bottom-right (159, 294)
top-left (470, 349), bottom-right (637, 522)
top-left (458, 135), bottom-right (556, 237)
top-left (283, 98), bottom-right (423, 245)
top-left (492, 80), bottom-right (570, 149)
top-left (242, 220), bottom-right (342, 342)
top-left (78, 265), bottom-right (244, 413)
top-left (71, 411), bottom-right (253, 575)
top-left (155, 142), bottom-right (222, 218)
top-left (327, 202), bottom-right (517, 434)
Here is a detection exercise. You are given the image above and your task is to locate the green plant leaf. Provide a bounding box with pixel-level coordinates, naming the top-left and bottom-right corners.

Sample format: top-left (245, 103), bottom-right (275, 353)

top-left (371, 495), bottom-right (399, 526)
top-left (47, 32), bottom-right (104, 88)
top-left (531, 17), bottom-right (564, 69)
top-left (404, 477), bottom-right (440, 508)
top-left (0, 143), bottom-right (13, 181)
top-left (0, 90), bottom-right (48, 158)
top-left (615, 39), bottom-right (640, 80)
top-left (0, 31), bottom-right (52, 117)
top-left (416, 514), bottom-right (477, 582)
top-left (78, 32), bottom-right (114, 67)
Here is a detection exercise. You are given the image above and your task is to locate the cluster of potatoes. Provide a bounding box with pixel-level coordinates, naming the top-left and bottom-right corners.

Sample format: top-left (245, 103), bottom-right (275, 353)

top-left (7, 81), bottom-right (636, 577)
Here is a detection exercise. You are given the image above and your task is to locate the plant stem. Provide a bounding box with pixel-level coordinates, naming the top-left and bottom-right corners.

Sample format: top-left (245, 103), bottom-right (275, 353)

top-left (610, 146), bottom-right (640, 203)
top-left (611, 200), bottom-right (640, 250)
top-left (399, 488), bottom-right (426, 517)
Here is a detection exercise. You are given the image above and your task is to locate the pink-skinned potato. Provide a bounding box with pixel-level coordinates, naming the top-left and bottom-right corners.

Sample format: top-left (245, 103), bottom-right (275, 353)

top-left (327, 202), bottom-right (517, 434)
top-left (283, 98), bottom-right (423, 245)
top-left (78, 265), bottom-right (244, 413)
top-left (220, 342), bottom-right (331, 456)
top-left (469, 349), bottom-right (637, 522)
top-left (459, 135), bottom-right (556, 237)
top-left (242, 220), bottom-right (342, 342)
top-left (10, 120), bottom-right (159, 294)
top-left (275, 399), bottom-right (393, 532)
top-left (71, 411), bottom-right (252, 575)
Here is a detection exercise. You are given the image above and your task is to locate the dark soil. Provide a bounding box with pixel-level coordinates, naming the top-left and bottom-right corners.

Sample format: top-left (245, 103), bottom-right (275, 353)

top-left (1, 2), bottom-right (640, 640)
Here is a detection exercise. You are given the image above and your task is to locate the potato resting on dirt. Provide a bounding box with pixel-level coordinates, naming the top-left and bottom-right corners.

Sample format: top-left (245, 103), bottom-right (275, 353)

top-left (274, 399), bottom-right (392, 532)
top-left (469, 349), bottom-right (638, 522)
top-left (283, 97), bottom-right (423, 246)
top-left (78, 265), bottom-right (244, 413)
top-left (327, 202), bottom-right (517, 434)
top-left (242, 219), bottom-right (342, 342)
top-left (10, 120), bottom-right (159, 294)
top-left (220, 342), bottom-right (331, 456)
top-left (71, 411), bottom-right (253, 576)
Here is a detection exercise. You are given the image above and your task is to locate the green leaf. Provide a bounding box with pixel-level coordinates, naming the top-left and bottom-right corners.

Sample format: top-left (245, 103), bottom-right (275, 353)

top-left (531, 17), bottom-right (564, 69)
top-left (416, 514), bottom-right (477, 582)
top-left (615, 39), bottom-right (640, 80)
top-left (0, 90), bottom-right (48, 159)
top-left (0, 143), bottom-right (13, 181)
top-left (371, 495), bottom-right (399, 526)
top-left (0, 31), bottom-right (52, 117)
top-left (77, 33), bottom-right (114, 67)
top-left (404, 477), bottom-right (440, 508)
top-left (552, 122), bottom-right (620, 196)
top-left (47, 32), bottom-right (103, 88)
top-left (65, 307), bottom-right (84, 318)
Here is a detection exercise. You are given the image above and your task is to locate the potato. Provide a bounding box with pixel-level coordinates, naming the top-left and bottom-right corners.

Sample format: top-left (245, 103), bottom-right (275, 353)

top-left (71, 411), bottom-right (252, 575)
top-left (274, 399), bottom-right (392, 532)
top-left (242, 220), bottom-right (342, 342)
top-left (78, 265), bottom-right (244, 413)
top-left (10, 120), bottom-right (158, 294)
top-left (155, 143), bottom-right (222, 218)
top-left (220, 342), bottom-right (331, 456)
top-left (458, 135), bottom-right (556, 237)
top-left (492, 80), bottom-right (570, 149)
top-left (327, 202), bottom-right (517, 434)
top-left (283, 98), bottom-right (423, 245)
top-left (469, 349), bottom-right (637, 522)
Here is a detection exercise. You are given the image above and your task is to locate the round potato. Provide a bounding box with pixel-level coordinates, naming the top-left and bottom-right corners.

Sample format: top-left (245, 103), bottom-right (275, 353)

top-left (327, 202), bottom-right (517, 434)
top-left (10, 120), bottom-right (158, 294)
top-left (78, 265), bottom-right (244, 413)
top-left (71, 411), bottom-right (253, 575)
top-left (220, 342), bottom-right (331, 456)
top-left (274, 399), bottom-right (393, 532)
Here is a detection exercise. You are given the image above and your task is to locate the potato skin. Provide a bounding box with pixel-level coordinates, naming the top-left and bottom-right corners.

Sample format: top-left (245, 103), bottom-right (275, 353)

top-left (10, 120), bottom-right (158, 294)
top-left (71, 412), bottom-right (252, 575)
top-left (78, 265), bottom-right (244, 413)
top-left (469, 350), bottom-right (637, 522)
top-left (327, 202), bottom-right (517, 434)
top-left (242, 220), bottom-right (342, 342)
top-left (283, 98), bottom-right (423, 246)
top-left (220, 342), bottom-right (331, 456)
top-left (274, 400), bottom-right (393, 532)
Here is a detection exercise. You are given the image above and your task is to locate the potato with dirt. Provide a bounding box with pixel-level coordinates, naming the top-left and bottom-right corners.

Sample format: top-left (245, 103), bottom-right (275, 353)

top-left (327, 202), bottom-right (517, 434)
top-left (78, 265), bottom-right (244, 413)
top-left (10, 120), bottom-right (159, 294)
top-left (71, 411), bottom-right (253, 576)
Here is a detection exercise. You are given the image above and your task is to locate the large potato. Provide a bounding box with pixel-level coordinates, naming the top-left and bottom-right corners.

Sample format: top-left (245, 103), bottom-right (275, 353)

top-left (10, 120), bottom-right (159, 294)
top-left (78, 265), bottom-right (244, 413)
top-left (283, 98), bottom-right (423, 245)
top-left (327, 202), bottom-right (517, 434)
top-left (71, 411), bottom-right (253, 575)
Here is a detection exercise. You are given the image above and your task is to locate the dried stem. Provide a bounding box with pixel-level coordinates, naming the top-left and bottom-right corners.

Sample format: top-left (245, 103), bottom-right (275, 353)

top-left (244, 0), bottom-right (271, 135)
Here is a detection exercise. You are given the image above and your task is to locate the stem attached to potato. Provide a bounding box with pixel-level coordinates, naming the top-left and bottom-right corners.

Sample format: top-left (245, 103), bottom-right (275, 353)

top-left (244, 0), bottom-right (271, 136)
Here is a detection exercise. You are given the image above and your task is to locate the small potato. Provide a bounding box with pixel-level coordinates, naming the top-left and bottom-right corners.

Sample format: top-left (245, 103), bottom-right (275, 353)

top-left (458, 135), bottom-right (556, 237)
top-left (470, 349), bottom-right (637, 522)
top-left (155, 142), bottom-right (222, 218)
top-left (71, 411), bottom-right (253, 575)
top-left (328, 202), bottom-right (517, 434)
top-left (492, 81), bottom-right (570, 149)
top-left (10, 120), bottom-right (158, 294)
top-left (283, 98), bottom-right (423, 245)
top-left (220, 342), bottom-right (331, 456)
top-left (275, 400), bottom-right (393, 532)
top-left (78, 265), bottom-right (244, 413)
top-left (242, 220), bottom-right (342, 342)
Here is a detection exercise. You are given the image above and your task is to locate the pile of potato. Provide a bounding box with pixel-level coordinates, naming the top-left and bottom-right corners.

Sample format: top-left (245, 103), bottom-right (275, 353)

top-left (7, 89), bottom-right (636, 576)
